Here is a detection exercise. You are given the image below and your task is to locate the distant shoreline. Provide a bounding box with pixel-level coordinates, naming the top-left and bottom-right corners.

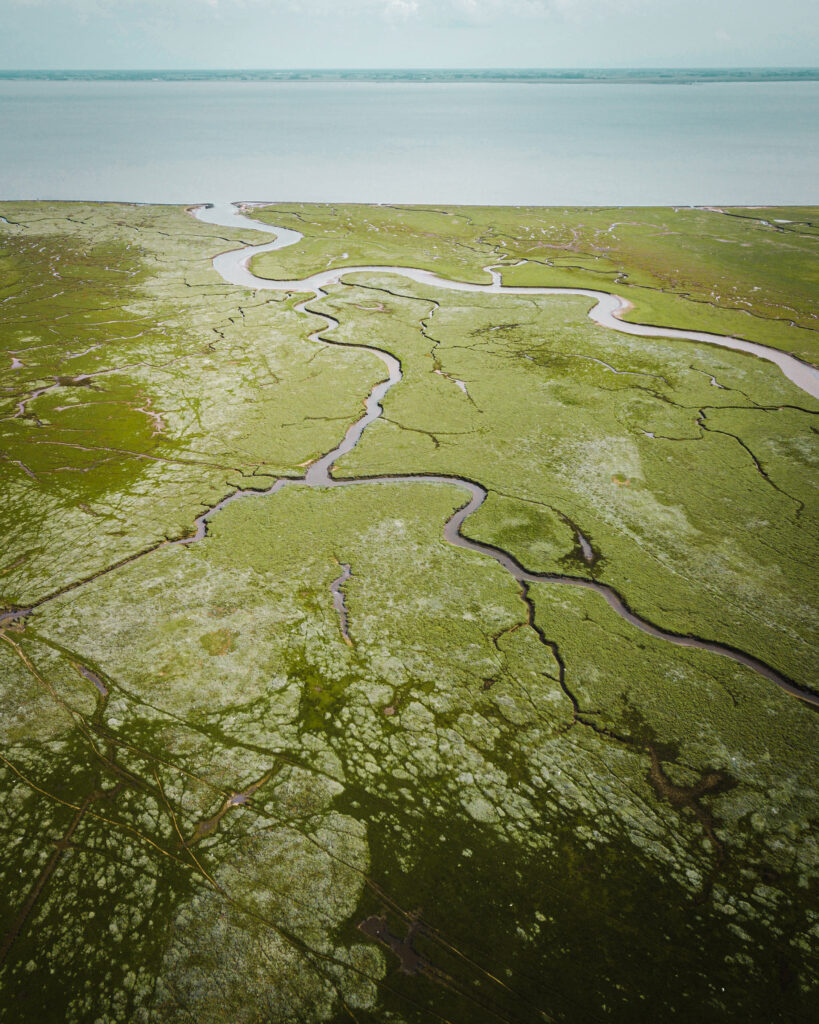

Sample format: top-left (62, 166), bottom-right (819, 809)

top-left (2, 67), bottom-right (819, 85)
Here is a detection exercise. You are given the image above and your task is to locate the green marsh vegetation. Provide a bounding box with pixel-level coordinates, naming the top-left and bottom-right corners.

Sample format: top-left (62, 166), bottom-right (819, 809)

top-left (320, 276), bottom-right (817, 688)
top-left (0, 202), bottom-right (817, 1023)
top-left (251, 204), bottom-right (819, 362)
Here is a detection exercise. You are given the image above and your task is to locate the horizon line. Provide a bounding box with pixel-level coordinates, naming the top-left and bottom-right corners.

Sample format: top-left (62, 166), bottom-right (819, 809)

top-left (3, 65), bottom-right (819, 72)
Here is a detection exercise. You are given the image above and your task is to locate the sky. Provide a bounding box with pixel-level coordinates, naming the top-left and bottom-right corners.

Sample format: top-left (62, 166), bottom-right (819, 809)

top-left (1, 0), bottom-right (818, 70)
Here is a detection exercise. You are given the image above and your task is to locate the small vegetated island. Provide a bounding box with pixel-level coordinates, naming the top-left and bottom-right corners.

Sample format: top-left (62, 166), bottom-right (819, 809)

top-left (0, 201), bottom-right (817, 1023)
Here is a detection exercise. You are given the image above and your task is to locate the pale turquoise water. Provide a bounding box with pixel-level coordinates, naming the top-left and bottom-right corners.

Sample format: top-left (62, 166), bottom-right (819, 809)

top-left (1, 79), bottom-right (817, 204)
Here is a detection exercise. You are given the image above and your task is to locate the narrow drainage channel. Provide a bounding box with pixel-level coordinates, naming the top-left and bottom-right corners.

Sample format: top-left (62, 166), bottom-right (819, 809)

top-left (330, 563), bottom-right (353, 646)
top-left (192, 202), bottom-right (819, 400)
top-left (184, 203), bottom-right (819, 707)
top-left (7, 207), bottom-right (814, 712)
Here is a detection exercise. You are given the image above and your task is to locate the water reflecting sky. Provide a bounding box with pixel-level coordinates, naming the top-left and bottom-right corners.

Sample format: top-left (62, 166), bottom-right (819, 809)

top-left (2, 80), bottom-right (817, 205)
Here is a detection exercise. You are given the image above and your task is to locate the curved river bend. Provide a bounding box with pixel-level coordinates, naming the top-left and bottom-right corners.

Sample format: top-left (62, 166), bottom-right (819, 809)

top-left (189, 203), bottom-right (818, 707)
top-left (196, 203), bottom-right (819, 400)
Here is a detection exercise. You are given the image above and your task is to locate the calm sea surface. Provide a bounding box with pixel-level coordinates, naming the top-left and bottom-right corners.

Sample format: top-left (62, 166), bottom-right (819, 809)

top-left (2, 80), bottom-right (818, 204)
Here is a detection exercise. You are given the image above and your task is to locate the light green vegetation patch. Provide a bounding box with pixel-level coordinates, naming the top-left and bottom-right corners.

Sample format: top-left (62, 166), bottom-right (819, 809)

top-left (319, 276), bottom-right (818, 690)
top-left (250, 203), bottom-right (819, 362)
top-left (1, 203), bottom-right (817, 1023)
top-left (0, 203), bottom-right (376, 605)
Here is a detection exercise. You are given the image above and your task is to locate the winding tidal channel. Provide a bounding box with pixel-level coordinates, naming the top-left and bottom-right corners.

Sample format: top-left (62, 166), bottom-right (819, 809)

top-left (186, 203), bottom-right (819, 706)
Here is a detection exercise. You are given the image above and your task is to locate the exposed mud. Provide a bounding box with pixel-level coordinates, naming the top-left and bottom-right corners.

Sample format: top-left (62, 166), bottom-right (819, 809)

top-left (358, 914), bottom-right (427, 975)
top-left (329, 562), bottom-right (353, 645)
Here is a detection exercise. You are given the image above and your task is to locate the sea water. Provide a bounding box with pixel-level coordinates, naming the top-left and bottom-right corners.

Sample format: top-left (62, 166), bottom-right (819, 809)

top-left (1, 78), bottom-right (817, 204)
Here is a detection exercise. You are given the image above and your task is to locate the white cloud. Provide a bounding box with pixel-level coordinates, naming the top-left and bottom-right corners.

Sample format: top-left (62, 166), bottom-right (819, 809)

top-left (5, 0), bottom-right (656, 19)
top-left (384, 0), bottom-right (420, 17)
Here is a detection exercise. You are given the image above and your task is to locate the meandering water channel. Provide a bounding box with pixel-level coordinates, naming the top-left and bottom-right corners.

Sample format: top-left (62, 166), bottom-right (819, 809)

top-left (195, 202), bottom-right (819, 400)
top-left (190, 202), bottom-right (818, 706)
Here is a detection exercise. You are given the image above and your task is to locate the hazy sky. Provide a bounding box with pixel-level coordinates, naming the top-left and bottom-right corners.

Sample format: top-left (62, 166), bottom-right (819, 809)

top-left (2, 0), bottom-right (818, 69)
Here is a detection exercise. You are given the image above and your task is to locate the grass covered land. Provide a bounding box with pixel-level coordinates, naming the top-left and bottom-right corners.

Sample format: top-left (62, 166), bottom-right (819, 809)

top-left (250, 204), bottom-right (819, 363)
top-left (0, 202), bottom-right (817, 1024)
top-left (319, 277), bottom-right (817, 689)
